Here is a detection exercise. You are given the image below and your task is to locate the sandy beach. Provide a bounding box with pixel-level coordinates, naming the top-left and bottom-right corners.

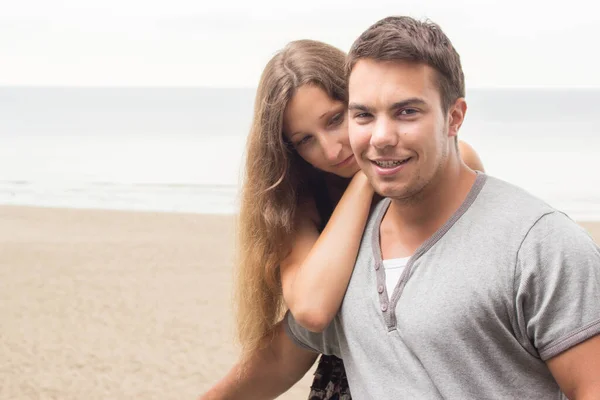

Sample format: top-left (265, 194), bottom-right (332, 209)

top-left (0, 205), bottom-right (598, 400)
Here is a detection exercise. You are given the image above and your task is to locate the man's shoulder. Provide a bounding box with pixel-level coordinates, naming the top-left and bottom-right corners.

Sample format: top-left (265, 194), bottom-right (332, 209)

top-left (482, 175), bottom-right (555, 211)
top-left (475, 174), bottom-right (560, 223)
top-left (520, 210), bottom-right (597, 254)
top-left (459, 174), bottom-right (566, 247)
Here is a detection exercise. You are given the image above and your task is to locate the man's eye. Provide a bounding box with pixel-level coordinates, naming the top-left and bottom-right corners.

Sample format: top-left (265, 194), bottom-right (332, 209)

top-left (399, 108), bottom-right (418, 116)
top-left (354, 112), bottom-right (372, 119)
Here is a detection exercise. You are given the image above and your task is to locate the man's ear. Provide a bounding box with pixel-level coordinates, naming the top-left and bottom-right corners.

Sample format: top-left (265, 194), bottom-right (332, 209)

top-left (448, 98), bottom-right (467, 138)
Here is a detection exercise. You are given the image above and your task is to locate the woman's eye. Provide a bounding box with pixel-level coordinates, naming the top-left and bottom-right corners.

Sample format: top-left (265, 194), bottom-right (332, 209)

top-left (296, 136), bottom-right (312, 147)
top-left (329, 113), bottom-right (344, 126)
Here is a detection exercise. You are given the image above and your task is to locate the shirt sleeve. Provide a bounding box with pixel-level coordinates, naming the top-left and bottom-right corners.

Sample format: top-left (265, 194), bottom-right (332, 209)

top-left (514, 211), bottom-right (600, 361)
top-left (283, 310), bottom-right (341, 357)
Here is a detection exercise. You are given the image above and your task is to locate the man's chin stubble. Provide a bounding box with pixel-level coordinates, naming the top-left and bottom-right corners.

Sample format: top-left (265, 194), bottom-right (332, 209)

top-left (375, 177), bottom-right (428, 206)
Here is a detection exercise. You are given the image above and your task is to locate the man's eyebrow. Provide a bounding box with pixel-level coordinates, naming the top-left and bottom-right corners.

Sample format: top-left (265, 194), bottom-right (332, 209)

top-left (348, 98), bottom-right (427, 113)
top-left (389, 98), bottom-right (427, 111)
top-left (348, 103), bottom-right (372, 112)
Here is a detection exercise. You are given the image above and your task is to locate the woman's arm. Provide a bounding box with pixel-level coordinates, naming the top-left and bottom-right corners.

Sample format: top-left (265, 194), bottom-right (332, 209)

top-left (280, 171), bottom-right (374, 332)
top-left (199, 322), bottom-right (317, 400)
top-left (458, 140), bottom-right (485, 172)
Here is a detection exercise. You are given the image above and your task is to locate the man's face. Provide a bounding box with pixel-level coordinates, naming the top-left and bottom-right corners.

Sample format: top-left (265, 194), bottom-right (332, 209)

top-left (348, 59), bottom-right (458, 200)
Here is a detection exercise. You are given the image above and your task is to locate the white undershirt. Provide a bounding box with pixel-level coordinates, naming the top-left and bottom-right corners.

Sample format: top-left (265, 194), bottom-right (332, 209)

top-left (382, 257), bottom-right (411, 297)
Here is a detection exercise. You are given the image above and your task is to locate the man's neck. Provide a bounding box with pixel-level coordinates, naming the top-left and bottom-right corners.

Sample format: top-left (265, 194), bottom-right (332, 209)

top-left (380, 160), bottom-right (478, 259)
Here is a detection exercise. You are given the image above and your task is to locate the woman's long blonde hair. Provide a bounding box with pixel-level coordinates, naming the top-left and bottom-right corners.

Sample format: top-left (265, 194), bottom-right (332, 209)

top-left (235, 40), bottom-right (347, 360)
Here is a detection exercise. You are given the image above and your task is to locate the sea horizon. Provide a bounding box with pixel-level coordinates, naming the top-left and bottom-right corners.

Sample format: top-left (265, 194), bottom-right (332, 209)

top-left (1, 86), bottom-right (598, 220)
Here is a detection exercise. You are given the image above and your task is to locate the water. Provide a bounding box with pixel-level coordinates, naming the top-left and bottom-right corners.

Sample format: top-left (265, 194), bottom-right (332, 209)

top-left (0, 87), bottom-right (598, 220)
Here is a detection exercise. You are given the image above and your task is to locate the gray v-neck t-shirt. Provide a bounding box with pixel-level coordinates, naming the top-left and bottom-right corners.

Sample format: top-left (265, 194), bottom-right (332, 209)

top-left (285, 173), bottom-right (600, 399)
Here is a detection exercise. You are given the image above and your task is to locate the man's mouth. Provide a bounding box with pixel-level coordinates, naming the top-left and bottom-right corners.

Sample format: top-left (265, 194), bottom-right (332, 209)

top-left (372, 157), bottom-right (412, 168)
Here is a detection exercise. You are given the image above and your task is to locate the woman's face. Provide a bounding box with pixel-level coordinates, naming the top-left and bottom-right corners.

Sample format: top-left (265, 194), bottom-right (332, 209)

top-left (283, 85), bottom-right (360, 178)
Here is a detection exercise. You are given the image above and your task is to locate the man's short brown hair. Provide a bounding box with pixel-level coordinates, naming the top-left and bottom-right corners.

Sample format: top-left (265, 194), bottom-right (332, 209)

top-left (347, 16), bottom-right (465, 112)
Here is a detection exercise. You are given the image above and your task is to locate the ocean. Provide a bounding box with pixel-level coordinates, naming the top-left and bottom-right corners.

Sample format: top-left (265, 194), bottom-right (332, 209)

top-left (0, 87), bottom-right (598, 220)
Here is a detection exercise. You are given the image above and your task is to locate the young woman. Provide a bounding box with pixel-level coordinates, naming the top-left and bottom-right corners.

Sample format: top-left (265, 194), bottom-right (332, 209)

top-left (204, 39), bottom-right (484, 399)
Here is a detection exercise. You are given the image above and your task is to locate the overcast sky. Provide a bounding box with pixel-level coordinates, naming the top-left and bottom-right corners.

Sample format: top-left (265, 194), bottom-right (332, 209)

top-left (1, 0), bottom-right (598, 88)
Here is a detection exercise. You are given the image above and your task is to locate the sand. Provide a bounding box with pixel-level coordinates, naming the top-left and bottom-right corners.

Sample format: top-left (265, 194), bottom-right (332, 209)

top-left (0, 205), bottom-right (598, 399)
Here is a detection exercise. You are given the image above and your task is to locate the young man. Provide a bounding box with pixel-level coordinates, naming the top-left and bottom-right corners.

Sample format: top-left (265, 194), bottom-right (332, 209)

top-left (202, 16), bottom-right (600, 399)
